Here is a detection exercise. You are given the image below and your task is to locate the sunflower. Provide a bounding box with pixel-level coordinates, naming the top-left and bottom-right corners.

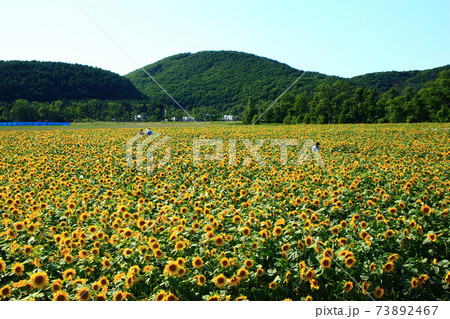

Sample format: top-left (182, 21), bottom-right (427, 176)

top-left (383, 229), bottom-right (394, 238)
top-left (52, 290), bottom-right (70, 301)
top-left (62, 268), bottom-right (76, 281)
top-left (97, 276), bottom-right (109, 287)
top-left (345, 257), bottom-right (356, 268)
top-left (362, 281), bottom-right (370, 295)
top-left (95, 293), bottom-right (107, 301)
top-left (51, 279), bottom-right (63, 292)
top-left (113, 291), bottom-right (125, 301)
top-left (213, 274), bottom-right (228, 288)
top-left (101, 258), bottom-right (111, 269)
top-left (0, 259), bottom-right (5, 272)
top-left (320, 258), bottom-right (332, 269)
top-left (411, 277), bottom-right (418, 288)
top-left (163, 261), bottom-right (179, 277)
top-left (155, 290), bottom-right (166, 301)
top-left (123, 248), bottom-right (133, 257)
top-left (229, 275), bottom-right (240, 287)
top-left (122, 228), bottom-right (133, 238)
top-left (369, 262), bottom-right (376, 272)
top-left (418, 274), bottom-right (429, 285)
top-left (78, 250), bottom-right (88, 259)
top-left (305, 295), bottom-right (313, 301)
top-left (196, 275), bottom-right (206, 286)
top-left (92, 282), bottom-right (101, 291)
top-left (421, 205), bottom-right (431, 215)
top-left (322, 248), bottom-right (334, 259)
top-left (344, 281), bottom-right (353, 292)
top-left (164, 293), bottom-right (179, 301)
top-left (206, 295), bottom-right (221, 301)
top-left (175, 241), bottom-right (185, 250)
top-left (153, 249), bottom-right (163, 258)
top-left (241, 226), bottom-right (250, 236)
top-left (177, 267), bottom-right (186, 277)
top-left (388, 254), bottom-right (399, 262)
top-left (310, 279), bottom-right (319, 290)
top-left (12, 262), bottom-right (25, 276)
top-left (281, 243), bottom-right (290, 253)
top-left (444, 272), bottom-right (450, 285)
top-left (235, 296), bottom-right (248, 301)
top-left (14, 221), bottom-right (25, 231)
top-left (30, 271), bottom-right (49, 289)
top-left (427, 233), bottom-right (437, 242)
top-left (269, 282), bottom-right (277, 290)
top-left (0, 285), bottom-right (11, 298)
top-left (383, 262), bottom-right (394, 273)
top-left (244, 259), bottom-right (254, 268)
top-left (338, 238), bottom-right (348, 246)
top-left (331, 226), bottom-right (340, 235)
top-left (256, 268), bottom-right (264, 277)
top-left (192, 256), bottom-right (204, 269)
top-left (285, 270), bottom-right (291, 283)
top-left (374, 286), bottom-right (384, 299)
top-left (237, 267), bottom-right (249, 280)
top-left (388, 207), bottom-right (397, 214)
top-left (305, 236), bottom-right (313, 246)
top-left (305, 268), bottom-right (315, 282)
top-left (220, 257), bottom-right (230, 268)
top-left (214, 235), bottom-right (224, 246)
top-left (64, 254), bottom-right (74, 264)
top-left (76, 287), bottom-right (91, 301)
top-left (273, 226), bottom-right (283, 237)
top-left (23, 245), bottom-right (32, 255)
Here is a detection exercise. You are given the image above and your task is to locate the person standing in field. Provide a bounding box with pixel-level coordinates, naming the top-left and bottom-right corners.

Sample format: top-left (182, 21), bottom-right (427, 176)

top-left (146, 128), bottom-right (152, 136)
top-left (312, 142), bottom-right (320, 152)
top-left (139, 129), bottom-right (145, 136)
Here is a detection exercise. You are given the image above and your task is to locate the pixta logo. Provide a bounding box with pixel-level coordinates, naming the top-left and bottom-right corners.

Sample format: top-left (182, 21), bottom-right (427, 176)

top-left (126, 134), bottom-right (324, 175)
top-left (193, 138), bottom-right (324, 167)
top-left (126, 132), bottom-right (172, 175)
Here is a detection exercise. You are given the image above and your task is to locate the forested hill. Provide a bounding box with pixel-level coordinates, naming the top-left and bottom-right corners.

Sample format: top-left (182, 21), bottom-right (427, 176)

top-left (0, 60), bottom-right (146, 102)
top-left (126, 51), bottom-right (449, 118)
top-left (126, 51), bottom-right (334, 114)
top-left (349, 65), bottom-right (450, 94)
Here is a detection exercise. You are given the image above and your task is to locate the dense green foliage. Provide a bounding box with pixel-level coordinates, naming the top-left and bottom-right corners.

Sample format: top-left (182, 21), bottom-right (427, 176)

top-left (0, 53), bottom-right (448, 123)
top-left (127, 51), bottom-right (448, 123)
top-left (0, 60), bottom-right (145, 102)
top-left (263, 70), bottom-right (450, 124)
top-left (0, 99), bottom-right (166, 122)
top-left (0, 61), bottom-right (162, 122)
top-left (349, 65), bottom-right (450, 94)
top-left (126, 51), bottom-right (332, 118)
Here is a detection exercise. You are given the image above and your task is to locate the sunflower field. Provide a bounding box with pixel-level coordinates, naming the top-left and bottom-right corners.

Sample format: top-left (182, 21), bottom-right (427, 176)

top-left (0, 123), bottom-right (449, 301)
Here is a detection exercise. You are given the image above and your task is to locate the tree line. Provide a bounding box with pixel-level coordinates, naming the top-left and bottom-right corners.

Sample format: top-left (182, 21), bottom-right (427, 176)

top-left (0, 99), bottom-right (166, 122)
top-left (243, 70), bottom-right (450, 124)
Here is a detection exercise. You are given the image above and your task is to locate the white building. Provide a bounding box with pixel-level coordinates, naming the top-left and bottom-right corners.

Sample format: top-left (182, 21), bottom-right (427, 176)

top-left (223, 114), bottom-right (235, 121)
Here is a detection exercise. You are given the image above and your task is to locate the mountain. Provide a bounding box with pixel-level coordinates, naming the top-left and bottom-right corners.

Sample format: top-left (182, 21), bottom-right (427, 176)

top-left (0, 60), bottom-right (146, 102)
top-left (126, 51), bottom-right (449, 116)
top-left (126, 51), bottom-right (335, 113)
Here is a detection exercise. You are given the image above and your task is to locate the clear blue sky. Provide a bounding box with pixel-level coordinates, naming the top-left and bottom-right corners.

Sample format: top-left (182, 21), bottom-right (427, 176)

top-left (1, 0), bottom-right (449, 77)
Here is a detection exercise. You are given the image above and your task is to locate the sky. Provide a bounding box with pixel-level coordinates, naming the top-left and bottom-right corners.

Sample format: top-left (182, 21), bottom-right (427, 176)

top-left (0, 0), bottom-right (449, 78)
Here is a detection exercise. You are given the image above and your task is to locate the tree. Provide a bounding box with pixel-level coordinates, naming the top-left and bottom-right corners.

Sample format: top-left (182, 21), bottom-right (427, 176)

top-left (415, 70), bottom-right (450, 122)
top-left (242, 97), bottom-right (257, 124)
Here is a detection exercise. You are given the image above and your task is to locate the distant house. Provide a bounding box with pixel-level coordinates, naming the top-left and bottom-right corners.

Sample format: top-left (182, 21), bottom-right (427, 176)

top-left (182, 116), bottom-right (193, 122)
top-left (171, 117), bottom-right (176, 122)
top-left (223, 114), bottom-right (235, 121)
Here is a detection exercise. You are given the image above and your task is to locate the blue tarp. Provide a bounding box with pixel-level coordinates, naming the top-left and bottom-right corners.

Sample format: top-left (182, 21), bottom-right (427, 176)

top-left (0, 122), bottom-right (70, 126)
